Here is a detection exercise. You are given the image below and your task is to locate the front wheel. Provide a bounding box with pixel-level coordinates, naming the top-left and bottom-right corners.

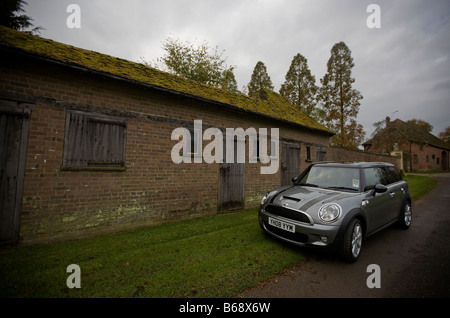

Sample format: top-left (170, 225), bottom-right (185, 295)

top-left (340, 218), bottom-right (363, 263)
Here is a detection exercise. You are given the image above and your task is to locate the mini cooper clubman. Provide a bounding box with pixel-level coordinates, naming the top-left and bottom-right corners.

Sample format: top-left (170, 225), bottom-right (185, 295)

top-left (258, 162), bottom-right (412, 262)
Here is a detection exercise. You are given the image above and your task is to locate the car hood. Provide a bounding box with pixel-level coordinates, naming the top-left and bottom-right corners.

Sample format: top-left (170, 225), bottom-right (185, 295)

top-left (271, 186), bottom-right (357, 213)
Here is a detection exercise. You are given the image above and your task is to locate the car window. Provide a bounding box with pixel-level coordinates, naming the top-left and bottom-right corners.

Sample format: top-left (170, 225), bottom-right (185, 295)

top-left (299, 166), bottom-right (360, 191)
top-left (363, 167), bottom-right (385, 191)
top-left (387, 166), bottom-right (402, 182)
top-left (381, 167), bottom-right (402, 184)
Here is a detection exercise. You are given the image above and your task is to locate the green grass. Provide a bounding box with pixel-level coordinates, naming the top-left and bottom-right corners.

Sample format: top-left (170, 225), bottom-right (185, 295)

top-left (404, 174), bottom-right (438, 202)
top-left (0, 174), bottom-right (439, 298)
top-left (409, 170), bottom-right (447, 174)
top-left (0, 209), bottom-right (301, 298)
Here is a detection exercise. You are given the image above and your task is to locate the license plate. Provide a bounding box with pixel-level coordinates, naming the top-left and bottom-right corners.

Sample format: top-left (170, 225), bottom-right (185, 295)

top-left (269, 217), bottom-right (295, 233)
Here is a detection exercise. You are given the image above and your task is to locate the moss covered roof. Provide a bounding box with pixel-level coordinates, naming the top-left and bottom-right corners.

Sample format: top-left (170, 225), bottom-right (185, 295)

top-left (0, 26), bottom-right (331, 134)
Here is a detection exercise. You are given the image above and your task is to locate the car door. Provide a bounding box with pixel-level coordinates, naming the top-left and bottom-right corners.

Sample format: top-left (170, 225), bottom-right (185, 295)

top-left (380, 166), bottom-right (404, 222)
top-left (362, 167), bottom-right (393, 233)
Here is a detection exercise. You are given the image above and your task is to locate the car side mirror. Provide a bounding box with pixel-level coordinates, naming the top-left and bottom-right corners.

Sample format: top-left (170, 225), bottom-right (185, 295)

top-left (372, 184), bottom-right (387, 196)
top-left (292, 176), bottom-right (298, 184)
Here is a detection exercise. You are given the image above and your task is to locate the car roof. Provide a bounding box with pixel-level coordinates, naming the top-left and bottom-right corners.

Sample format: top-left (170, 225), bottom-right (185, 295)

top-left (312, 161), bottom-right (395, 168)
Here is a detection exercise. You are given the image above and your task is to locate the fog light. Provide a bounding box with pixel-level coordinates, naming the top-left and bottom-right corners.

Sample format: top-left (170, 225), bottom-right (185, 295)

top-left (320, 236), bottom-right (328, 243)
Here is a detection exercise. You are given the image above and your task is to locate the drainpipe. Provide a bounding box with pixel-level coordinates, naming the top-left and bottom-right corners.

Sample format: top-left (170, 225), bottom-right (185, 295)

top-left (409, 140), bottom-right (413, 172)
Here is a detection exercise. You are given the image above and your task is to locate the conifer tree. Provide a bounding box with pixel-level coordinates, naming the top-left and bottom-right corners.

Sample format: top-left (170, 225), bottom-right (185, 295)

top-left (220, 68), bottom-right (238, 92)
top-left (318, 42), bottom-right (365, 148)
top-left (247, 61), bottom-right (274, 98)
top-left (0, 0), bottom-right (42, 33)
top-left (280, 53), bottom-right (317, 117)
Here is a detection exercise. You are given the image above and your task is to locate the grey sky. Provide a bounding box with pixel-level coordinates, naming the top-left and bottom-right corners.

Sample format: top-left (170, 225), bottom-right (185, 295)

top-left (24, 0), bottom-right (450, 138)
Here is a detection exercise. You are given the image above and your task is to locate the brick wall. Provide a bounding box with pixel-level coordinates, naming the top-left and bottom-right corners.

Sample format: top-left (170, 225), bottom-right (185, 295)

top-left (327, 146), bottom-right (401, 170)
top-left (408, 142), bottom-right (448, 171)
top-left (1, 53), bottom-right (331, 244)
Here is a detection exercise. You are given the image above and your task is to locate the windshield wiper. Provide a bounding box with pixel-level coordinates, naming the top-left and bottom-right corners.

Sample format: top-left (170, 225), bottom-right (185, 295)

top-left (326, 186), bottom-right (359, 192)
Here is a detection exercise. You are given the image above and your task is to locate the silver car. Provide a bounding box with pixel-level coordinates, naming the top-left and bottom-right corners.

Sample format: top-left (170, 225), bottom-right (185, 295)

top-left (259, 162), bottom-right (412, 262)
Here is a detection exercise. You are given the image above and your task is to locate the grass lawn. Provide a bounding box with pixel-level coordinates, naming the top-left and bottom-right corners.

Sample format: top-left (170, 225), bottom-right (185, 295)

top-left (404, 174), bottom-right (438, 202)
top-left (0, 209), bottom-right (301, 298)
top-left (0, 174), bottom-right (438, 298)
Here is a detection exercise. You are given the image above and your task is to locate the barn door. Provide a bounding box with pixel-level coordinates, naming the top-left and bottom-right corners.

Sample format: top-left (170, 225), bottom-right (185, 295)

top-left (280, 142), bottom-right (301, 186)
top-left (0, 100), bottom-right (33, 246)
top-left (218, 139), bottom-right (245, 212)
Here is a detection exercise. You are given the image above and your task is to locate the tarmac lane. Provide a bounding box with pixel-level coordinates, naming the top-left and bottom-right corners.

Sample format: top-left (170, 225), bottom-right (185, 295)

top-left (240, 173), bottom-right (450, 298)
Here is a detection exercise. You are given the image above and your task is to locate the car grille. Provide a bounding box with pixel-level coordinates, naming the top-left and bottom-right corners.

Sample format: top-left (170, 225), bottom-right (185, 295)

top-left (264, 204), bottom-right (312, 224)
top-left (264, 221), bottom-right (308, 243)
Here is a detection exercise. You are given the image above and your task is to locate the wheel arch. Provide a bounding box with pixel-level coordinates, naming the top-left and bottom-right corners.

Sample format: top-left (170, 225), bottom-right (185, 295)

top-left (335, 208), bottom-right (367, 243)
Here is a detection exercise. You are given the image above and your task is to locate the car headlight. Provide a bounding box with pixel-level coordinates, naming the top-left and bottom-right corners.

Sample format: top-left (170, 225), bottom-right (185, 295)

top-left (318, 203), bottom-right (342, 223)
top-left (261, 190), bottom-right (277, 205)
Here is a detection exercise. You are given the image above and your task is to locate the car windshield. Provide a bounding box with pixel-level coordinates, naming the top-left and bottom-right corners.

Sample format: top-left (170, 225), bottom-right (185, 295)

top-left (296, 166), bottom-right (361, 192)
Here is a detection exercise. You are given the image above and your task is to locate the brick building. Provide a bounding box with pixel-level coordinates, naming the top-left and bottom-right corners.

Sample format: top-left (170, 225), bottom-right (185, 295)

top-left (0, 27), bottom-right (334, 245)
top-left (363, 117), bottom-right (450, 172)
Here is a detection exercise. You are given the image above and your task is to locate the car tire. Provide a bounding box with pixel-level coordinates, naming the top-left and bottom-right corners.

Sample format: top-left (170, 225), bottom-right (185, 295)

top-left (340, 218), bottom-right (363, 263)
top-left (397, 201), bottom-right (412, 229)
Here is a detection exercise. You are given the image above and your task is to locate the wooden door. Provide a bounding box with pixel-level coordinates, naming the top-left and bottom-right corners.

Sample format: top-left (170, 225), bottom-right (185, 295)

top-left (218, 139), bottom-right (245, 212)
top-left (280, 142), bottom-right (301, 186)
top-left (0, 101), bottom-right (33, 246)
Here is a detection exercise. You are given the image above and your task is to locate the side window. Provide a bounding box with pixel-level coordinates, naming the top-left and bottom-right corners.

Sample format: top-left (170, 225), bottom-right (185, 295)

top-left (382, 166), bottom-right (402, 184)
top-left (306, 146), bottom-right (311, 162)
top-left (63, 110), bottom-right (127, 169)
top-left (363, 168), bottom-right (385, 191)
top-left (388, 166), bottom-right (402, 181)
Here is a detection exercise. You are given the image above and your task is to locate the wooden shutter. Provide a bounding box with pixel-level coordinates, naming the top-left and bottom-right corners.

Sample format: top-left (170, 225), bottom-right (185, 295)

top-left (63, 110), bottom-right (126, 168)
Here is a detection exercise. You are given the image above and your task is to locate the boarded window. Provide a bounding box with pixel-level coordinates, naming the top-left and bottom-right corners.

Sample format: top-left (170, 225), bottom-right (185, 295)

top-left (63, 110), bottom-right (126, 169)
top-left (316, 149), bottom-right (327, 162)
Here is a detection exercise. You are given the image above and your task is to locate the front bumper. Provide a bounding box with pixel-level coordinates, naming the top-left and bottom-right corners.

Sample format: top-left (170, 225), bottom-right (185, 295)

top-left (259, 206), bottom-right (340, 247)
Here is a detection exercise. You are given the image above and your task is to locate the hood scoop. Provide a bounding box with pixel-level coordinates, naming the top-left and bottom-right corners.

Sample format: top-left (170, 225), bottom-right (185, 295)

top-left (281, 195), bottom-right (301, 203)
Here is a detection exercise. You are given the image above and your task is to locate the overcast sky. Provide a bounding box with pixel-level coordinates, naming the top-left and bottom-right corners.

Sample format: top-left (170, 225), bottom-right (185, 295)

top-left (24, 0), bottom-right (450, 138)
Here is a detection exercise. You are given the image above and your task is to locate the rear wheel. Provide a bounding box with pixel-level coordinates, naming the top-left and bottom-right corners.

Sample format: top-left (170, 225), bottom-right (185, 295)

top-left (397, 201), bottom-right (412, 229)
top-left (340, 218), bottom-right (363, 263)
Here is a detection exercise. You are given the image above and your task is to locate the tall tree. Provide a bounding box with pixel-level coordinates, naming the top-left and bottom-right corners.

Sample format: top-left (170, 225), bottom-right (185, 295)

top-left (318, 42), bottom-right (365, 148)
top-left (438, 126), bottom-right (450, 143)
top-left (247, 61), bottom-right (274, 98)
top-left (280, 53), bottom-right (318, 117)
top-left (151, 37), bottom-right (237, 90)
top-left (0, 0), bottom-right (41, 33)
top-left (220, 68), bottom-right (238, 92)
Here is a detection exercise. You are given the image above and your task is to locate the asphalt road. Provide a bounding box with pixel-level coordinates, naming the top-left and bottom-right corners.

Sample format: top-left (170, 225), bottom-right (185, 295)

top-left (240, 173), bottom-right (450, 298)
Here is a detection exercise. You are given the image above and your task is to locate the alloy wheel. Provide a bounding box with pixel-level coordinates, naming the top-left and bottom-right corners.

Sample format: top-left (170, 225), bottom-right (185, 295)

top-left (404, 203), bottom-right (412, 227)
top-left (351, 223), bottom-right (362, 258)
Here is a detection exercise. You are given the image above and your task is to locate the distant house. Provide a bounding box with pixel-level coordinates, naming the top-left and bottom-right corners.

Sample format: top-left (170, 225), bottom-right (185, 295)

top-left (363, 117), bottom-right (450, 172)
top-left (0, 26), bottom-right (334, 245)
